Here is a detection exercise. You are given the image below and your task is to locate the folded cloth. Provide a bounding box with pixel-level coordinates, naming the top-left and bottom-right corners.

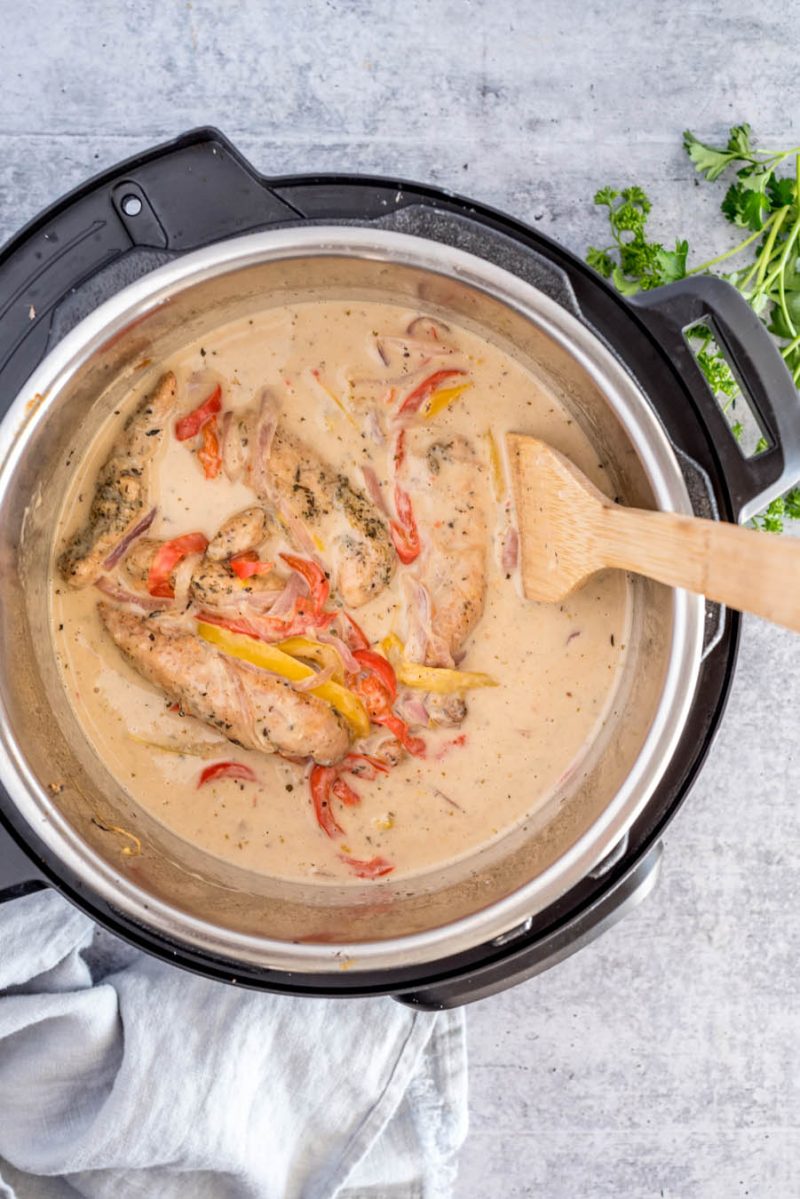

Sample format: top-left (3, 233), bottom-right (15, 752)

top-left (0, 890), bottom-right (467, 1199)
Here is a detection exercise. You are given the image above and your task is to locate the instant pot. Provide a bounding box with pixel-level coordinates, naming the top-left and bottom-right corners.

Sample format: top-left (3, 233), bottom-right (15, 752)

top-left (0, 128), bottom-right (797, 1008)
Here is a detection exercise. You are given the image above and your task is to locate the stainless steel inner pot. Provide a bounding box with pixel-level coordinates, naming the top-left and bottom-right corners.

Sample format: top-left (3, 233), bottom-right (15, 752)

top-left (0, 228), bottom-right (704, 972)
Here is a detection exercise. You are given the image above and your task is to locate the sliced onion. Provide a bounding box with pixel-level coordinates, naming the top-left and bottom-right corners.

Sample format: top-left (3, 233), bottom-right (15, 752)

top-left (320, 627), bottom-right (360, 674)
top-left (406, 315), bottom-right (451, 340)
top-left (358, 729), bottom-right (403, 767)
top-left (501, 525), bottom-right (519, 573)
top-left (250, 389), bottom-right (280, 496)
top-left (172, 553), bottom-right (202, 612)
top-left (267, 571), bottom-right (307, 618)
top-left (361, 465), bottom-right (390, 516)
top-left (394, 691), bottom-right (429, 728)
top-left (364, 409), bottom-right (385, 445)
top-left (95, 575), bottom-right (172, 610)
top-left (402, 577), bottom-right (453, 667)
top-left (291, 663), bottom-right (335, 692)
top-left (275, 499), bottom-right (318, 557)
top-left (102, 508), bottom-right (156, 569)
top-left (221, 410), bottom-right (255, 483)
top-left (402, 576), bottom-right (432, 664)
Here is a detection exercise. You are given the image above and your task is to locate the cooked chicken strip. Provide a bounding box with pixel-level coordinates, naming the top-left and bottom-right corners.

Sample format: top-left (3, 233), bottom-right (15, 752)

top-left (258, 425), bottom-right (396, 608)
top-left (99, 603), bottom-right (350, 765)
top-left (59, 373), bottom-right (177, 588)
top-left (206, 506), bottom-right (268, 561)
top-left (402, 431), bottom-right (488, 667)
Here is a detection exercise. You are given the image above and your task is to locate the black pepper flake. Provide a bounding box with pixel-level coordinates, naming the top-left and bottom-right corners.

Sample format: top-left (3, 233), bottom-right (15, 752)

top-left (285, 784), bottom-right (294, 792)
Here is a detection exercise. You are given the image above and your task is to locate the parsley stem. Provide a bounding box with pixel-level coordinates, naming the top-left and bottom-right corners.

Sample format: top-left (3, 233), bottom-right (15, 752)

top-left (764, 217), bottom-right (800, 330)
top-left (686, 216), bottom-right (778, 276)
top-left (753, 207), bottom-right (789, 291)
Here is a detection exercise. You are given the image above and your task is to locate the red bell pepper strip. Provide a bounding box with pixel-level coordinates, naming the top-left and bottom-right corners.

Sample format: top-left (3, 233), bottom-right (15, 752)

top-left (393, 429), bottom-right (406, 472)
top-left (147, 532), bottom-right (209, 598)
top-left (310, 765), bottom-right (345, 838)
top-left (389, 485), bottom-right (421, 565)
top-left (376, 712), bottom-right (426, 757)
top-left (331, 777), bottom-right (361, 807)
top-left (343, 752), bottom-right (391, 779)
top-left (199, 605), bottom-right (336, 643)
top-left (198, 760), bottom-right (258, 788)
top-left (349, 668), bottom-right (426, 758)
top-left (230, 552), bottom-right (274, 580)
top-left (175, 384), bottom-right (222, 441)
top-left (339, 854), bottom-right (395, 879)
top-left (396, 369), bottom-right (466, 417)
top-left (342, 613), bottom-right (370, 652)
top-left (279, 553), bottom-right (330, 612)
top-left (197, 416), bottom-right (222, 479)
top-left (353, 648), bottom-right (397, 702)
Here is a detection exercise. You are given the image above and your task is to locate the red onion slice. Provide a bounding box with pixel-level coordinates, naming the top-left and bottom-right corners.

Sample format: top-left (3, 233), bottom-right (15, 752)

top-left (95, 575), bottom-right (172, 611)
top-left (364, 409), bottom-right (385, 445)
top-left (250, 389), bottom-right (280, 496)
top-left (319, 628), bottom-right (360, 674)
top-left (394, 692), bottom-right (429, 728)
top-left (102, 508), bottom-right (156, 570)
top-left (291, 663), bottom-right (335, 692)
top-left (361, 465), bottom-right (390, 516)
top-left (406, 315), bottom-right (451, 341)
top-left (501, 526), bottom-right (519, 573)
top-left (172, 553), bottom-right (202, 613)
top-left (266, 572), bottom-right (307, 619)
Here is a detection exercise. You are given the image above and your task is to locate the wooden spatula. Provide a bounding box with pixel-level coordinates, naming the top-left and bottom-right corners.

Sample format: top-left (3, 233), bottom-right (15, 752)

top-left (506, 432), bottom-right (800, 633)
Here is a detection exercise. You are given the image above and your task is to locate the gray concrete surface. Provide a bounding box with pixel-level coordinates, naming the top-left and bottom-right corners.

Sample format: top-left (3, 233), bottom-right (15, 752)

top-left (2, 1), bottom-right (799, 1195)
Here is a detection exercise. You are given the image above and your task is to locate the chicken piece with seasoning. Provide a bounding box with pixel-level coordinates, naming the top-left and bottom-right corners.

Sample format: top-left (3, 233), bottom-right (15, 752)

top-left (400, 430), bottom-right (488, 667)
top-left (59, 372), bottom-right (177, 588)
top-left (99, 604), bottom-right (351, 765)
top-left (250, 422), bottom-right (397, 608)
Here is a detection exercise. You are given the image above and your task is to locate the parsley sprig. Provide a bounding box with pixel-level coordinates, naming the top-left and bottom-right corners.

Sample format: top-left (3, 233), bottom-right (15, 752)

top-left (586, 124), bottom-right (800, 531)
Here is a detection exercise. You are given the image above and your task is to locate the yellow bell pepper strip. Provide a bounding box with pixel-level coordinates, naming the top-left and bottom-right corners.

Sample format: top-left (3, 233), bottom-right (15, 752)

top-left (484, 428), bottom-right (506, 500)
top-left (423, 381), bottom-right (472, 420)
top-left (396, 369), bottom-right (467, 417)
top-left (197, 620), bottom-right (370, 738)
top-left (275, 636), bottom-right (346, 684)
top-left (381, 633), bottom-right (498, 693)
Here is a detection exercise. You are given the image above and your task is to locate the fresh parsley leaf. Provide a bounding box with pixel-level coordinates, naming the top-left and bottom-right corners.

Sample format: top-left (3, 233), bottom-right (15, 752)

top-left (585, 247), bottom-right (615, 277)
top-left (767, 174), bottom-right (796, 209)
top-left (695, 348), bottom-right (738, 397)
top-left (655, 239), bottom-right (689, 283)
top-left (784, 488), bottom-right (800, 519)
top-left (593, 186), bottom-right (619, 207)
top-left (721, 181), bottom-right (771, 230)
top-left (755, 435), bottom-right (769, 453)
top-left (683, 130), bottom-right (744, 181)
top-left (726, 123), bottom-right (754, 156)
top-left (753, 497), bottom-right (785, 533)
top-left (611, 265), bottom-right (643, 296)
top-left (731, 420), bottom-right (744, 441)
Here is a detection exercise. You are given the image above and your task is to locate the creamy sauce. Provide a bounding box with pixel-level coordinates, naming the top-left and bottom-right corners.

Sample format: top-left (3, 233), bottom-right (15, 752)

top-left (51, 302), bottom-right (630, 883)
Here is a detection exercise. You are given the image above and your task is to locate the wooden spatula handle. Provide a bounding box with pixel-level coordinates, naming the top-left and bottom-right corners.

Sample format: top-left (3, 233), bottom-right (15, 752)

top-left (593, 504), bottom-right (800, 632)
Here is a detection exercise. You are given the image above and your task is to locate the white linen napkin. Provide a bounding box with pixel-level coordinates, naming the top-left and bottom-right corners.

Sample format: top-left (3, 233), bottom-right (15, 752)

top-left (0, 890), bottom-right (467, 1198)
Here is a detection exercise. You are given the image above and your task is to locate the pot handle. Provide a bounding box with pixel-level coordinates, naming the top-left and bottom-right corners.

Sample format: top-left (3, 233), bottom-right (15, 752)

top-left (394, 842), bottom-right (662, 1009)
top-left (0, 814), bottom-right (48, 902)
top-left (0, 128), bottom-right (302, 409)
top-left (630, 276), bottom-right (800, 524)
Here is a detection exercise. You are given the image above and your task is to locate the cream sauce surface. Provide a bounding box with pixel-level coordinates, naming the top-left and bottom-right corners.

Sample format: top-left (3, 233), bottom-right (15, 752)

top-left (52, 301), bottom-right (630, 883)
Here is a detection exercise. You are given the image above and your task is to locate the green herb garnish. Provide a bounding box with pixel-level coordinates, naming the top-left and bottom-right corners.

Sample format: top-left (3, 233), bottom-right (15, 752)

top-left (586, 123), bottom-right (800, 532)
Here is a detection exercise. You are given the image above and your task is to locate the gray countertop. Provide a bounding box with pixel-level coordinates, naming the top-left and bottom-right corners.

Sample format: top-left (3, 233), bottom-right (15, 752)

top-left (4, 2), bottom-right (799, 1194)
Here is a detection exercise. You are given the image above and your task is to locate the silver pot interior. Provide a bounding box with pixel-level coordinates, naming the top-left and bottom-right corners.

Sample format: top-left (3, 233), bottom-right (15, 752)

top-left (0, 230), bottom-right (703, 971)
